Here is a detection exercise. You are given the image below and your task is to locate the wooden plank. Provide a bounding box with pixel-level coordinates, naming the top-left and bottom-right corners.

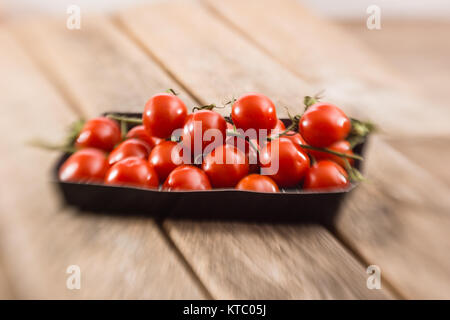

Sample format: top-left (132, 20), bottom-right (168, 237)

top-left (13, 15), bottom-right (195, 117)
top-left (203, 0), bottom-right (450, 137)
top-left (199, 0), bottom-right (450, 298)
top-left (0, 258), bottom-right (13, 299)
top-left (117, 1), bottom-right (315, 117)
top-left (387, 137), bottom-right (450, 187)
top-left (339, 20), bottom-right (450, 109)
top-left (165, 222), bottom-right (392, 299)
top-left (340, 21), bottom-right (450, 178)
top-left (0, 27), bottom-right (205, 299)
top-left (118, 1), bottom-right (392, 299)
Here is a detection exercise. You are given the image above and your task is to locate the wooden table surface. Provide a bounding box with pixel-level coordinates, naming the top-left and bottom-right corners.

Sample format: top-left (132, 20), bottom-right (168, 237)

top-left (0, 0), bottom-right (449, 299)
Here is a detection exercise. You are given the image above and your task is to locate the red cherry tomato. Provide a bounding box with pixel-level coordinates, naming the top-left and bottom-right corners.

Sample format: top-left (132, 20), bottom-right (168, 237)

top-left (126, 125), bottom-right (162, 148)
top-left (283, 131), bottom-right (306, 148)
top-left (149, 141), bottom-right (185, 182)
top-left (181, 110), bottom-right (227, 156)
top-left (105, 157), bottom-right (159, 189)
top-left (143, 93), bottom-right (187, 139)
top-left (259, 138), bottom-right (310, 188)
top-left (232, 93), bottom-right (277, 131)
top-left (163, 165), bottom-right (212, 191)
top-left (307, 140), bottom-right (354, 168)
top-left (299, 103), bottom-right (351, 147)
top-left (202, 144), bottom-right (249, 188)
top-left (75, 117), bottom-right (121, 151)
top-left (108, 139), bottom-right (151, 166)
top-left (236, 174), bottom-right (279, 193)
top-left (59, 148), bottom-right (109, 183)
top-left (303, 160), bottom-right (349, 190)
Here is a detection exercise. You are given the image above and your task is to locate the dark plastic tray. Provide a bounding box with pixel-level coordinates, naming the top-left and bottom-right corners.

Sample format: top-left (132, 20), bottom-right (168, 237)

top-left (54, 113), bottom-right (367, 224)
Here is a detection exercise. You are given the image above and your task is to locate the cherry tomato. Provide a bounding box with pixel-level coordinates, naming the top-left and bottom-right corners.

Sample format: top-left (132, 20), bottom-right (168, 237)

top-left (163, 165), bottom-right (212, 191)
top-left (307, 140), bottom-right (354, 168)
top-left (236, 174), bottom-right (279, 193)
top-left (149, 141), bottom-right (185, 182)
top-left (299, 103), bottom-right (351, 147)
top-left (283, 131), bottom-right (306, 148)
top-left (303, 160), bottom-right (349, 190)
top-left (202, 144), bottom-right (249, 188)
top-left (232, 93), bottom-right (277, 131)
top-left (75, 117), bottom-right (121, 151)
top-left (105, 157), bottom-right (159, 189)
top-left (126, 125), bottom-right (162, 148)
top-left (259, 138), bottom-right (310, 188)
top-left (143, 93), bottom-right (187, 139)
top-left (59, 148), bottom-right (109, 183)
top-left (108, 139), bottom-right (151, 166)
top-left (181, 110), bottom-right (227, 156)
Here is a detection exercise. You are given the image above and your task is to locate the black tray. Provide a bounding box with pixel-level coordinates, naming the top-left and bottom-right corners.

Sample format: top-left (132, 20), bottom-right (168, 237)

top-left (54, 113), bottom-right (367, 224)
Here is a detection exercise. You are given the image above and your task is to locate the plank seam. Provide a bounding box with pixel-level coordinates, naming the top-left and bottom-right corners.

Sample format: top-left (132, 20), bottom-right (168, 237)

top-left (200, 0), bottom-right (305, 88)
top-left (330, 226), bottom-right (407, 299)
top-left (8, 29), bottom-right (86, 119)
top-left (156, 219), bottom-right (215, 299)
top-left (109, 15), bottom-right (216, 299)
top-left (110, 15), bottom-right (221, 298)
top-left (111, 15), bottom-right (207, 106)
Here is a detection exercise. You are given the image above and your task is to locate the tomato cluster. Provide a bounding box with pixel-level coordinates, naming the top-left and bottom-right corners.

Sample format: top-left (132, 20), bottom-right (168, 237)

top-left (59, 92), bottom-right (365, 192)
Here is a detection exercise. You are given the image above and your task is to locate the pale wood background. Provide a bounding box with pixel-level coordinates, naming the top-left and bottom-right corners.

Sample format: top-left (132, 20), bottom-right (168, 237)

top-left (0, 0), bottom-right (448, 299)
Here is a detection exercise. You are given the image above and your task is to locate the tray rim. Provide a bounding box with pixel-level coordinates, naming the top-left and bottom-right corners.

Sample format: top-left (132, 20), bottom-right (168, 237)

top-left (53, 113), bottom-right (366, 196)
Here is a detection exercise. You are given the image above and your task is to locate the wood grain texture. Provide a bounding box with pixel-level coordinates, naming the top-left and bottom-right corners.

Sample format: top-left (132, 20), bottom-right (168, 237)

top-left (165, 222), bottom-right (390, 299)
top-left (118, 1), bottom-right (392, 299)
top-left (0, 258), bottom-right (13, 299)
top-left (387, 137), bottom-right (450, 187)
top-left (339, 21), bottom-right (450, 183)
top-left (0, 27), bottom-right (204, 299)
top-left (336, 136), bottom-right (450, 299)
top-left (13, 16), bottom-right (195, 117)
top-left (340, 20), bottom-right (450, 110)
top-left (203, 0), bottom-right (450, 137)
top-left (118, 0), bottom-right (316, 118)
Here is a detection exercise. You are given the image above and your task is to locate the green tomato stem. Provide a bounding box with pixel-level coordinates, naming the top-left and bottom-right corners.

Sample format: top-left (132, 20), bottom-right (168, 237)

top-left (296, 143), bottom-right (364, 161)
top-left (28, 139), bottom-right (77, 154)
top-left (107, 114), bottom-right (143, 124)
top-left (226, 130), bottom-right (260, 155)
